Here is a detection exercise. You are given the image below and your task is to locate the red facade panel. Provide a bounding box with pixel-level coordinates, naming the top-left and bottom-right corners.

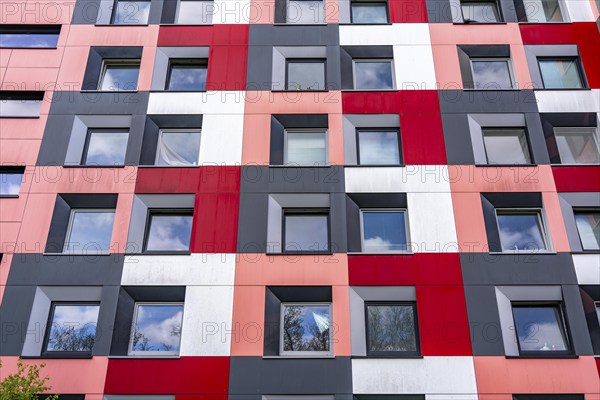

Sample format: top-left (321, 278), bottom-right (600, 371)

top-left (552, 166), bottom-right (600, 192)
top-left (389, 0), bottom-right (429, 23)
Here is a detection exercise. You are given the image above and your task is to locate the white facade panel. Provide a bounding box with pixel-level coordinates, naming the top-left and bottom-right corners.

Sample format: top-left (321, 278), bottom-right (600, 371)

top-left (564, 0), bottom-right (596, 21)
top-left (345, 166), bottom-right (452, 193)
top-left (573, 253), bottom-right (600, 285)
top-left (408, 192), bottom-right (458, 252)
top-left (339, 24), bottom-right (433, 46)
top-left (200, 113), bottom-right (244, 165)
top-left (393, 45), bottom-right (438, 90)
top-left (535, 90), bottom-right (600, 113)
top-left (147, 92), bottom-right (246, 115)
top-left (213, 0), bottom-right (251, 24)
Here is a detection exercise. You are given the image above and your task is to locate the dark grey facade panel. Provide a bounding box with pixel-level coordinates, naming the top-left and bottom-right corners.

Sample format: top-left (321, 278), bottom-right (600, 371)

top-left (463, 285), bottom-right (506, 356)
top-left (248, 25), bottom-right (340, 47)
top-left (47, 91), bottom-right (150, 116)
top-left (579, 285), bottom-right (600, 355)
top-left (438, 90), bottom-right (540, 114)
top-left (562, 284), bottom-right (594, 356)
top-left (240, 166), bottom-right (345, 193)
top-left (440, 113), bottom-right (475, 164)
top-left (71, 0), bottom-right (103, 24)
top-left (425, 0), bottom-right (454, 23)
top-left (0, 286), bottom-right (38, 355)
top-left (558, 192), bottom-right (600, 252)
top-left (72, 0), bottom-right (164, 25)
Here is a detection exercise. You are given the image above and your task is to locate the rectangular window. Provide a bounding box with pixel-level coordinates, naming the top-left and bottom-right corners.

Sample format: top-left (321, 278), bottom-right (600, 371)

top-left (166, 61), bottom-right (207, 91)
top-left (283, 210), bottom-right (330, 253)
top-left (351, 2), bottom-right (389, 23)
top-left (99, 60), bottom-right (140, 91)
top-left (596, 302), bottom-right (600, 324)
top-left (284, 130), bottom-right (327, 166)
top-left (0, 91), bottom-right (43, 118)
top-left (176, 0), bottom-right (213, 24)
top-left (496, 209), bottom-right (549, 252)
top-left (43, 303), bottom-right (100, 356)
top-left (63, 209), bottom-right (116, 253)
top-left (353, 59), bottom-right (394, 90)
top-left (286, 0), bottom-right (325, 24)
top-left (129, 303), bottom-right (184, 355)
top-left (470, 59), bottom-right (513, 89)
top-left (512, 304), bottom-right (571, 355)
top-left (81, 129), bottom-right (129, 166)
top-left (286, 59), bottom-right (326, 91)
top-left (482, 128), bottom-right (531, 164)
top-left (461, 0), bottom-right (500, 22)
top-left (280, 303), bottom-right (331, 355)
top-left (356, 130), bottom-right (401, 165)
top-left (553, 127), bottom-right (600, 164)
top-left (144, 211), bottom-right (193, 252)
top-left (365, 302), bottom-right (419, 356)
top-left (574, 211), bottom-right (600, 251)
top-left (0, 170), bottom-right (23, 197)
top-left (0, 25), bottom-right (60, 48)
top-left (361, 210), bottom-right (409, 252)
top-left (523, 0), bottom-right (565, 22)
top-left (538, 59), bottom-right (584, 89)
top-left (112, 0), bottom-right (151, 24)
top-left (155, 129), bottom-right (201, 166)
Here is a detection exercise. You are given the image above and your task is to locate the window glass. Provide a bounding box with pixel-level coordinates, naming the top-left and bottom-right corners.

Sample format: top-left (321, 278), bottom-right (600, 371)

top-left (596, 302), bottom-right (600, 324)
top-left (461, 1), bottom-right (500, 22)
top-left (0, 99), bottom-right (43, 117)
top-left (496, 211), bottom-right (547, 251)
top-left (0, 173), bottom-right (23, 196)
top-left (64, 210), bottom-right (115, 253)
top-left (482, 128), bottom-right (531, 164)
top-left (357, 130), bottom-right (400, 165)
top-left (177, 0), bottom-right (213, 24)
top-left (145, 213), bottom-right (193, 252)
top-left (284, 213), bottom-right (329, 252)
top-left (286, 0), bottom-right (325, 24)
top-left (471, 60), bottom-right (513, 89)
top-left (524, 0), bottom-right (564, 22)
top-left (82, 130), bottom-right (129, 166)
top-left (354, 60), bottom-right (394, 90)
top-left (574, 212), bottom-right (600, 251)
top-left (113, 0), bottom-right (151, 24)
top-left (553, 127), bottom-right (600, 164)
top-left (362, 210), bottom-right (408, 252)
top-left (130, 303), bottom-right (184, 354)
top-left (286, 60), bottom-right (325, 91)
top-left (100, 61), bottom-right (140, 91)
top-left (512, 305), bottom-right (569, 353)
top-left (285, 131), bottom-right (327, 165)
top-left (281, 304), bottom-right (331, 353)
top-left (0, 33), bottom-right (59, 48)
top-left (44, 304), bottom-right (100, 353)
top-left (351, 2), bottom-right (388, 23)
top-left (366, 303), bottom-right (418, 354)
top-left (155, 130), bottom-right (201, 166)
top-left (167, 63), bottom-right (207, 91)
top-left (538, 59), bottom-right (583, 89)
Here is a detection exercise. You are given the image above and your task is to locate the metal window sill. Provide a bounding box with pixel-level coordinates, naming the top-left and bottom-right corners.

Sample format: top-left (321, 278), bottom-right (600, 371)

top-left (262, 355), bottom-right (335, 359)
top-left (488, 251), bottom-right (557, 255)
top-left (505, 355), bottom-right (578, 359)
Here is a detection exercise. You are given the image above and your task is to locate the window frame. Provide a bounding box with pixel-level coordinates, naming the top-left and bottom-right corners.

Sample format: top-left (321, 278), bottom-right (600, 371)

top-left (175, 0), bottom-right (213, 25)
top-left (155, 128), bottom-right (202, 166)
top-left (481, 127), bottom-right (532, 165)
top-left (279, 302), bottom-right (333, 356)
top-left (0, 169), bottom-right (24, 198)
top-left (0, 25), bottom-right (61, 49)
top-left (283, 128), bottom-right (329, 166)
top-left (80, 128), bottom-right (129, 167)
top-left (281, 208), bottom-right (331, 254)
top-left (98, 59), bottom-right (141, 92)
top-left (284, 0), bottom-right (326, 24)
top-left (63, 208), bottom-right (115, 254)
top-left (350, 1), bottom-right (390, 24)
top-left (165, 59), bottom-right (208, 92)
top-left (537, 57), bottom-right (587, 90)
top-left (284, 58), bottom-right (327, 91)
top-left (355, 128), bottom-right (402, 166)
top-left (460, 0), bottom-right (502, 23)
top-left (522, 0), bottom-right (568, 23)
top-left (352, 58), bottom-right (396, 90)
top-left (595, 301), bottom-right (600, 324)
top-left (573, 208), bottom-right (600, 252)
top-left (142, 209), bottom-right (194, 254)
top-left (469, 57), bottom-right (515, 90)
top-left (111, 0), bottom-right (151, 25)
top-left (510, 302), bottom-right (573, 357)
top-left (364, 301), bottom-right (421, 357)
top-left (552, 126), bottom-right (600, 165)
top-left (359, 208), bottom-right (411, 253)
top-left (41, 301), bottom-right (101, 358)
top-left (127, 301), bottom-right (185, 356)
top-left (494, 208), bottom-right (551, 253)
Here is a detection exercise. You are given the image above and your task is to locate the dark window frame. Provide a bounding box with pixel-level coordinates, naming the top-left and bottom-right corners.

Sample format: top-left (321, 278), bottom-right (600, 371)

top-left (111, 0), bottom-right (152, 25)
top-left (281, 208), bottom-right (331, 254)
top-left (494, 208), bottom-right (550, 252)
top-left (537, 56), bottom-right (587, 90)
top-left (98, 59), bottom-right (142, 91)
top-left (284, 58), bottom-right (327, 91)
top-left (573, 208), bottom-right (600, 253)
top-left (481, 127), bottom-right (533, 165)
top-left (142, 208), bottom-right (194, 254)
top-left (0, 166), bottom-right (25, 198)
top-left (355, 127), bottom-right (402, 166)
top-left (80, 128), bottom-right (129, 167)
top-left (364, 301), bottom-right (421, 357)
top-left (165, 58), bottom-right (209, 91)
top-left (279, 301), bottom-right (333, 356)
top-left (350, 1), bottom-right (390, 24)
top-left (460, 0), bottom-right (503, 23)
top-left (0, 25), bottom-right (61, 49)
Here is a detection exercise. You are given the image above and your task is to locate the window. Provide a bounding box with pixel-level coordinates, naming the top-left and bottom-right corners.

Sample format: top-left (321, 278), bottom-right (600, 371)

top-left (523, 0), bottom-right (565, 22)
top-left (155, 129), bottom-right (201, 166)
top-left (512, 304), bottom-right (571, 355)
top-left (63, 209), bottom-right (116, 253)
top-left (553, 127), bottom-right (600, 164)
top-left (0, 171), bottom-right (23, 197)
top-left (538, 59), bottom-right (584, 89)
top-left (365, 302), bottom-right (419, 356)
top-left (99, 60), bottom-right (140, 91)
top-left (353, 59), bottom-right (394, 90)
top-left (129, 303), bottom-right (184, 355)
top-left (351, 1), bottom-right (389, 23)
top-left (596, 302), bottom-right (600, 324)
top-left (280, 303), bottom-right (331, 355)
top-left (461, 0), bottom-right (500, 22)
top-left (356, 130), bottom-right (401, 165)
top-left (112, 0), bottom-right (151, 24)
top-left (496, 209), bottom-right (548, 252)
top-left (286, 0), bottom-right (325, 24)
top-left (482, 128), bottom-right (531, 164)
top-left (284, 130), bottom-right (327, 165)
top-left (470, 59), bottom-right (513, 89)
top-left (361, 210), bottom-right (408, 252)
top-left (286, 59), bottom-right (326, 91)
top-left (176, 0), bottom-right (213, 24)
top-left (574, 211), bottom-right (600, 251)
top-left (81, 129), bottom-right (128, 166)
top-left (283, 210), bottom-right (330, 253)
top-left (0, 91), bottom-right (43, 118)
top-left (166, 60), bottom-right (207, 91)
top-left (144, 211), bottom-right (193, 252)
top-left (43, 303), bottom-right (100, 355)
top-left (0, 25), bottom-right (60, 48)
